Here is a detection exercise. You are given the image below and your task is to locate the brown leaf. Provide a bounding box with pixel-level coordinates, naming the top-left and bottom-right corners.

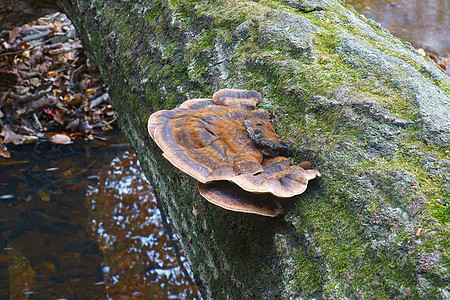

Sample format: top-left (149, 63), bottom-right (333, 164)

top-left (8, 27), bottom-right (21, 44)
top-left (69, 132), bottom-right (83, 139)
top-left (53, 20), bottom-right (63, 32)
top-left (64, 94), bottom-right (86, 107)
top-left (20, 50), bottom-right (31, 59)
top-left (40, 192), bottom-right (51, 202)
top-left (29, 77), bottom-right (41, 87)
top-left (45, 70), bottom-right (58, 78)
top-left (84, 88), bottom-right (97, 95)
top-left (0, 125), bottom-right (25, 145)
top-left (0, 144), bottom-right (11, 158)
top-left (50, 134), bottom-right (71, 144)
top-left (53, 108), bottom-right (66, 125)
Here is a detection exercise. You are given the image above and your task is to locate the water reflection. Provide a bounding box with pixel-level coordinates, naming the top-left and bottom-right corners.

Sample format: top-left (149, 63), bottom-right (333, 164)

top-left (87, 150), bottom-right (199, 299)
top-left (346, 0), bottom-right (450, 56)
top-left (0, 132), bottom-right (199, 299)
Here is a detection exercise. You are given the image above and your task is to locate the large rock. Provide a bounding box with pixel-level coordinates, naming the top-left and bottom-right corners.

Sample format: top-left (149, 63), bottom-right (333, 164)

top-left (59, 0), bottom-right (449, 298)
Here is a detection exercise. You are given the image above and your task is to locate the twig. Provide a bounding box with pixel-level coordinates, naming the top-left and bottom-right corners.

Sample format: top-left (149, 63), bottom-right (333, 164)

top-left (40, 42), bottom-right (62, 53)
top-left (21, 24), bottom-right (54, 35)
top-left (89, 93), bottom-right (110, 109)
top-left (22, 30), bottom-right (52, 42)
top-left (15, 96), bottom-right (58, 118)
top-left (32, 113), bottom-right (43, 130)
top-left (0, 30), bottom-right (77, 57)
top-left (7, 87), bottom-right (52, 104)
top-left (91, 117), bottom-right (116, 128)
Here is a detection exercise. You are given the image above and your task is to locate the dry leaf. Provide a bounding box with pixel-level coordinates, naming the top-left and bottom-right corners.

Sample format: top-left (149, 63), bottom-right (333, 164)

top-left (101, 124), bottom-right (113, 131)
top-left (0, 145), bottom-right (11, 158)
top-left (45, 70), bottom-right (58, 78)
top-left (8, 27), bottom-right (21, 44)
top-left (50, 134), bottom-right (72, 144)
top-left (84, 88), bottom-right (97, 95)
top-left (0, 125), bottom-right (25, 145)
top-left (64, 94), bottom-right (86, 106)
top-left (53, 108), bottom-right (66, 125)
top-left (23, 135), bottom-right (39, 142)
top-left (40, 192), bottom-right (51, 202)
top-left (21, 50), bottom-right (30, 59)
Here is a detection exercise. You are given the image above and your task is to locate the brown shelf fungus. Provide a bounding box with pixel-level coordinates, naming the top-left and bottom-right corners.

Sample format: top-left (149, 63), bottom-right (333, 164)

top-left (148, 89), bottom-right (321, 217)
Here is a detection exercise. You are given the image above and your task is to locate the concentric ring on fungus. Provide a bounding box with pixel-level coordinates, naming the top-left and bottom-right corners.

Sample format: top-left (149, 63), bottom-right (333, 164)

top-left (148, 89), bottom-right (321, 217)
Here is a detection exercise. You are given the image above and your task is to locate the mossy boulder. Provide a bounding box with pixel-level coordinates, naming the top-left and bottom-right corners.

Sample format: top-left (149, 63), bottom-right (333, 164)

top-left (59, 0), bottom-right (449, 298)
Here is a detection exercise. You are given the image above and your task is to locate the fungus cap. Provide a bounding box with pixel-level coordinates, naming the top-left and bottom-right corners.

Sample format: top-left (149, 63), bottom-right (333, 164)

top-left (198, 181), bottom-right (283, 217)
top-left (148, 89), bottom-right (321, 216)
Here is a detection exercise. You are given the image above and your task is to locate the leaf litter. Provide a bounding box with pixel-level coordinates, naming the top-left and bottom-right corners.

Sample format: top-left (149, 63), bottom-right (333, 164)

top-left (0, 13), bottom-right (117, 157)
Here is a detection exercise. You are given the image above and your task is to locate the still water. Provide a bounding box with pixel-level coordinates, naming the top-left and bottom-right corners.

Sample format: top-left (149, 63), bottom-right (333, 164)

top-left (346, 0), bottom-right (450, 56)
top-left (0, 131), bottom-right (199, 299)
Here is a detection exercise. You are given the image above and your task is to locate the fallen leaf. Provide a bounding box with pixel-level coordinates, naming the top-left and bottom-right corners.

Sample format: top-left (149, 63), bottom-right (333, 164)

top-left (101, 124), bottom-right (113, 131)
top-left (29, 77), bottom-right (41, 87)
top-left (45, 70), bottom-right (58, 78)
top-left (44, 108), bottom-right (65, 125)
top-left (69, 132), bottom-right (83, 139)
top-left (0, 146), bottom-right (11, 158)
top-left (63, 51), bottom-right (75, 61)
top-left (53, 20), bottom-right (63, 32)
top-left (53, 108), bottom-right (66, 125)
top-left (23, 135), bottom-right (39, 142)
top-left (0, 125), bottom-right (25, 145)
top-left (20, 50), bottom-right (30, 59)
top-left (8, 27), bottom-right (21, 44)
top-left (64, 94), bottom-right (86, 106)
top-left (0, 90), bottom-right (11, 102)
top-left (84, 88), bottom-right (97, 95)
top-left (50, 134), bottom-right (72, 144)
top-left (40, 192), bottom-right (51, 202)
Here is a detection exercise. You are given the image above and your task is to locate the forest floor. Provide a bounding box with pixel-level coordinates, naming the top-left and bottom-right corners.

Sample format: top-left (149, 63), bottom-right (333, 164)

top-left (0, 13), bottom-right (116, 158)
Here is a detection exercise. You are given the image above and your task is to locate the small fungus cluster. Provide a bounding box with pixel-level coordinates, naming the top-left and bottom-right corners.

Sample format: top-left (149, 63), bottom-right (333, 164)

top-left (148, 89), bottom-right (321, 217)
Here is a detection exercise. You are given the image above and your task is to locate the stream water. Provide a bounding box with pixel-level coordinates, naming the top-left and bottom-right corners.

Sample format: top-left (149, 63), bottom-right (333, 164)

top-left (0, 131), bottom-right (199, 299)
top-left (346, 0), bottom-right (450, 56)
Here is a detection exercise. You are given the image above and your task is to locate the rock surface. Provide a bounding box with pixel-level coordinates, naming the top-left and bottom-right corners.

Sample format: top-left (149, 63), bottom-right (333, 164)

top-left (58, 0), bottom-right (449, 298)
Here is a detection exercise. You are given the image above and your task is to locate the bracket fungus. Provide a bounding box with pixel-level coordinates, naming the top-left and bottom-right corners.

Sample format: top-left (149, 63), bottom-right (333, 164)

top-left (148, 89), bottom-right (321, 217)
